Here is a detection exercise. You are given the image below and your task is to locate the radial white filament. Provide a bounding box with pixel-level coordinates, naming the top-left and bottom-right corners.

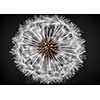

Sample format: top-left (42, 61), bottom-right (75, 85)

top-left (10, 15), bottom-right (86, 84)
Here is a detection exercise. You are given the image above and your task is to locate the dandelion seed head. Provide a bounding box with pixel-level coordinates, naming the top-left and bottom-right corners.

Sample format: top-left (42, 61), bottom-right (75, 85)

top-left (10, 15), bottom-right (86, 84)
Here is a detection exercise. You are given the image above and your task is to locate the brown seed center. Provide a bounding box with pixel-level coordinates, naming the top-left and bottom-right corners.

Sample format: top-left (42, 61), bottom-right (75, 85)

top-left (37, 37), bottom-right (59, 60)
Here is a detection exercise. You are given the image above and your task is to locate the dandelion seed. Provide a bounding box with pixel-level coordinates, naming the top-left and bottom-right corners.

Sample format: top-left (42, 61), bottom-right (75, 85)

top-left (10, 15), bottom-right (86, 84)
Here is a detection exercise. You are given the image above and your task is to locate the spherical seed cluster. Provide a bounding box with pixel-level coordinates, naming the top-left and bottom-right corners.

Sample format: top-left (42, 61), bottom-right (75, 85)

top-left (10, 15), bottom-right (86, 84)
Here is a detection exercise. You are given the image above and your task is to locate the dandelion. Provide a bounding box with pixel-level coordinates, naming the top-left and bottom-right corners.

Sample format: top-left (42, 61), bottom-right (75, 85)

top-left (10, 15), bottom-right (86, 84)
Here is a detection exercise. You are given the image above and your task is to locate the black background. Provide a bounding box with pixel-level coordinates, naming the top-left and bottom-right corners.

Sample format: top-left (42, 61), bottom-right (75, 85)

top-left (0, 14), bottom-right (100, 85)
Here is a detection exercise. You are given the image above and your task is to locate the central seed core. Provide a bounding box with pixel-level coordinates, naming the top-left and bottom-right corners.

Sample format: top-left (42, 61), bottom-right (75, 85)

top-left (37, 36), bottom-right (59, 60)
